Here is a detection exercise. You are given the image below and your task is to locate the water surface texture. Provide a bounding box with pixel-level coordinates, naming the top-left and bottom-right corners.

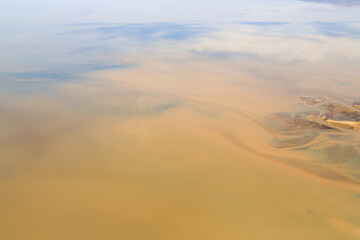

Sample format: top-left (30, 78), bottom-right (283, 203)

top-left (1, 0), bottom-right (360, 239)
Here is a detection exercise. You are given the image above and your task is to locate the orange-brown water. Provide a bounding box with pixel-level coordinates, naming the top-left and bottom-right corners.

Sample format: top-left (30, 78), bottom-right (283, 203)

top-left (1, 54), bottom-right (360, 239)
top-left (2, 0), bottom-right (360, 238)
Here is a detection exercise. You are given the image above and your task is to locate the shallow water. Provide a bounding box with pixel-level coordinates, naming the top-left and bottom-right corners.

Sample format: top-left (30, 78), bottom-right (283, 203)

top-left (1, 0), bottom-right (360, 239)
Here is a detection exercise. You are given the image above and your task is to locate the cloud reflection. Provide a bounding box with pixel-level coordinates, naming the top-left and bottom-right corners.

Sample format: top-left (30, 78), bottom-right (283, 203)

top-left (0, 64), bottom-right (135, 83)
top-left (235, 22), bottom-right (289, 26)
top-left (298, 0), bottom-right (360, 6)
top-left (310, 21), bottom-right (360, 38)
top-left (70, 22), bottom-right (211, 41)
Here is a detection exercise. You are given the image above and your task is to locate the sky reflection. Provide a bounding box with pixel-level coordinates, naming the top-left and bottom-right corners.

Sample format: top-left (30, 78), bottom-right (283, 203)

top-left (72, 23), bottom-right (211, 41)
top-left (299, 0), bottom-right (360, 6)
top-left (0, 0), bottom-right (359, 93)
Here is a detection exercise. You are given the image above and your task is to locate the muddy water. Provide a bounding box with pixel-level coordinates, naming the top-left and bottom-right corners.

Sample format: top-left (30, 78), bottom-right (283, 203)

top-left (1, 57), bottom-right (360, 240)
top-left (1, 0), bottom-right (360, 239)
